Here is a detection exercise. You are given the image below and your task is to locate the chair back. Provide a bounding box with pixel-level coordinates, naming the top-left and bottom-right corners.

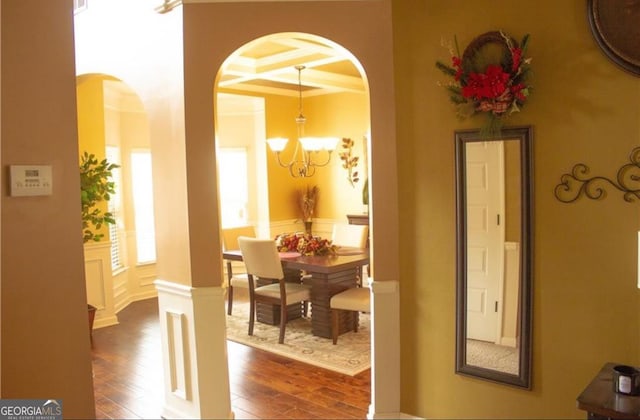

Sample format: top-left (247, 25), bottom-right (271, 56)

top-left (222, 225), bottom-right (255, 251)
top-left (237, 237), bottom-right (284, 280)
top-left (331, 223), bottom-right (368, 248)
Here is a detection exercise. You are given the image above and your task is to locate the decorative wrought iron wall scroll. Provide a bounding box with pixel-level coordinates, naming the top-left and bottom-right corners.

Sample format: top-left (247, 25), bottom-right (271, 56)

top-left (554, 146), bottom-right (640, 203)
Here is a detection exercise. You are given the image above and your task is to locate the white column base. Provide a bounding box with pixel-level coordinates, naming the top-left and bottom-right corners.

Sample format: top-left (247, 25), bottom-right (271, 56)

top-left (155, 280), bottom-right (233, 419)
top-left (368, 279), bottom-right (423, 420)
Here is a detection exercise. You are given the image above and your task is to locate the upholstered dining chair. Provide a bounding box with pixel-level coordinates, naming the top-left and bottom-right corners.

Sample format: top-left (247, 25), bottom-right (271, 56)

top-left (222, 225), bottom-right (255, 315)
top-left (331, 223), bottom-right (368, 249)
top-left (237, 236), bottom-right (311, 344)
top-left (329, 285), bottom-right (371, 345)
top-left (331, 223), bottom-right (369, 284)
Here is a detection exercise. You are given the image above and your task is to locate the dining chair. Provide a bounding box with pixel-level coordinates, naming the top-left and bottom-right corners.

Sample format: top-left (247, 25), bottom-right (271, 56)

top-left (222, 225), bottom-right (255, 315)
top-left (331, 223), bottom-right (368, 249)
top-left (332, 223), bottom-right (369, 284)
top-left (329, 285), bottom-right (371, 344)
top-left (237, 236), bottom-right (311, 344)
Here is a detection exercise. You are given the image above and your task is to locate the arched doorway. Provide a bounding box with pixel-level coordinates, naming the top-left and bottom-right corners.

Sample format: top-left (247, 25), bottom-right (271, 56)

top-left (215, 32), bottom-right (370, 240)
top-left (76, 73), bottom-right (158, 329)
top-left (214, 31), bottom-right (373, 411)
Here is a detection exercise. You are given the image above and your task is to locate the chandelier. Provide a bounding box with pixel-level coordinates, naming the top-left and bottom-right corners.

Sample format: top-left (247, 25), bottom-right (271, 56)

top-left (266, 65), bottom-right (339, 178)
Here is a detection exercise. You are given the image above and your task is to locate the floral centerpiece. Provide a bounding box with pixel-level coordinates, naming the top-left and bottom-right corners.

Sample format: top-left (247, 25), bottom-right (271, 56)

top-left (436, 30), bottom-right (532, 137)
top-left (275, 232), bottom-right (337, 256)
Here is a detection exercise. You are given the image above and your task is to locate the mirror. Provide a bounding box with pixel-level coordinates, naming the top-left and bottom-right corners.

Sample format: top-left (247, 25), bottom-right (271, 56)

top-left (455, 125), bottom-right (533, 389)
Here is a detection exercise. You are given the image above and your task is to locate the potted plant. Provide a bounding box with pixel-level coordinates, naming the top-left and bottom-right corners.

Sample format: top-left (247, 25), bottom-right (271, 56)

top-left (79, 151), bottom-right (119, 335)
top-left (80, 151), bottom-right (119, 242)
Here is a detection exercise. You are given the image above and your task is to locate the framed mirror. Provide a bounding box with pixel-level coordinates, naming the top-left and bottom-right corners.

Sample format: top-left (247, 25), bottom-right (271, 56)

top-left (455, 125), bottom-right (533, 389)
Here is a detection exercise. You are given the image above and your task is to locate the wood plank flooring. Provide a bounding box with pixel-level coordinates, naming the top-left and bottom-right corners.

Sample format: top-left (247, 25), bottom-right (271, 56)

top-left (91, 297), bottom-right (371, 419)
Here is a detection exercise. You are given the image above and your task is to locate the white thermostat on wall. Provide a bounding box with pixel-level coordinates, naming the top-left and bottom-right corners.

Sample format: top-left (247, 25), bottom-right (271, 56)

top-left (9, 165), bottom-right (53, 197)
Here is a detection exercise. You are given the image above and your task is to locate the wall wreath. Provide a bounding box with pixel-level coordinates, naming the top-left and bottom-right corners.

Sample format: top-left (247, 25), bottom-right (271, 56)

top-left (436, 30), bottom-right (532, 137)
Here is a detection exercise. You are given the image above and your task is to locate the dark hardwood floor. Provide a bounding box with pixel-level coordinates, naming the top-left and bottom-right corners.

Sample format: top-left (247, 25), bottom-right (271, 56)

top-left (91, 296), bottom-right (371, 419)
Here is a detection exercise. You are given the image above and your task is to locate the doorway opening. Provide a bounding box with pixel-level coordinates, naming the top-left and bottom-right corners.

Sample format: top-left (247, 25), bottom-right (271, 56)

top-left (77, 74), bottom-right (159, 329)
top-left (214, 31), bottom-right (373, 409)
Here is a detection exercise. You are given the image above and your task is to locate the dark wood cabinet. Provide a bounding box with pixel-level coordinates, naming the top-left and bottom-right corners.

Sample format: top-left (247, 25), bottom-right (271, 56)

top-left (346, 213), bottom-right (369, 226)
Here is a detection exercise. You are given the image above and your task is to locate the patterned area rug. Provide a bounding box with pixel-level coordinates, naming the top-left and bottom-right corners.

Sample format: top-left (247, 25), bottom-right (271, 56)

top-left (225, 301), bottom-right (371, 376)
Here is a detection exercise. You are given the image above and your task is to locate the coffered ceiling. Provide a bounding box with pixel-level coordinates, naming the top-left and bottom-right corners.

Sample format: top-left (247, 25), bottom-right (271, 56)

top-left (218, 35), bottom-right (366, 98)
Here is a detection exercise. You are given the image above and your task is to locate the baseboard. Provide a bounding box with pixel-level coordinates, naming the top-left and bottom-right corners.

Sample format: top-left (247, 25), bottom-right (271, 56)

top-left (130, 288), bottom-right (159, 303)
top-left (94, 292), bottom-right (158, 330)
top-left (368, 412), bottom-right (424, 419)
top-left (93, 314), bottom-right (119, 329)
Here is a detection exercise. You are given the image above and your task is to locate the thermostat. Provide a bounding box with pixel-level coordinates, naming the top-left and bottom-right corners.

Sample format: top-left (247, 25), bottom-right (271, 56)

top-left (10, 165), bottom-right (53, 197)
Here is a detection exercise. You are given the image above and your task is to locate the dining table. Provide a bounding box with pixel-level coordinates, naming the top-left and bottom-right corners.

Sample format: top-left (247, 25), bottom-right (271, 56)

top-left (222, 248), bottom-right (369, 339)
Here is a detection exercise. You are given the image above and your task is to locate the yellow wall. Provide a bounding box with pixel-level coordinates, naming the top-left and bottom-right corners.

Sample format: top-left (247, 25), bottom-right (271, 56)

top-left (265, 91), bottom-right (369, 222)
top-left (395, 0), bottom-right (640, 418)
top-left (307, 92), bottom-right (370, 220)
top-left (1, 0), bottom-right (95, 416)
top-left (76, 75), bottom-right (110, 241)
top-left (77, 75), bottom-right (107, 156)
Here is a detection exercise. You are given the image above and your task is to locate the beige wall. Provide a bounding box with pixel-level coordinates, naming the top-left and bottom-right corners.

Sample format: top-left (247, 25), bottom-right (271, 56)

top-left (1, 0), bottom-right (95, 417)
top-left (395, 0), bottom-right (640, 418)
top-left (75, 0), bottom-right (195, 287)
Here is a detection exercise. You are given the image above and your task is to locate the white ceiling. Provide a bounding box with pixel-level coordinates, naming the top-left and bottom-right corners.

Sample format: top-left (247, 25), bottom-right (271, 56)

top-left (218, 35), bottom-right (366, 98)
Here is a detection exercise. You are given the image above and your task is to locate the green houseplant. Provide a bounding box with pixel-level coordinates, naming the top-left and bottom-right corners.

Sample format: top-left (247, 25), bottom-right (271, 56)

top-left (80, 151), bottom-right (119, 243)
top-left (80, 151), bottom-right (119, 339)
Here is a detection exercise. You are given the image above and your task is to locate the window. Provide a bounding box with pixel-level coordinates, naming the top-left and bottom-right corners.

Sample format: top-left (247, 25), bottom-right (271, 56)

top-left (73, 0), bottom-right (88, 14)
top-left (218, 148), bottom-right (249, 228)
top-left (106, 146), bottom-right (123, 271)
top-left (131, 150), bottom-right (157, 263)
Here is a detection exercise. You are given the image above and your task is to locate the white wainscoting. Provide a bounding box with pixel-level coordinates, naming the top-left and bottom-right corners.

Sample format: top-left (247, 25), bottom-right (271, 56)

top-left (84, 242), bottom-right (118, 328)
top-left (84, 241), bottom-right (158, 329)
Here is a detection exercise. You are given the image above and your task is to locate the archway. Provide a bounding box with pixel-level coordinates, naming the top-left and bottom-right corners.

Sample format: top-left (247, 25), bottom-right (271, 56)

top-left (214, 31), bottom-right (373, 411)
top-left (215, 32), bottom-right (370, 239)
top-left (76, 73), bottom-right (159, 330)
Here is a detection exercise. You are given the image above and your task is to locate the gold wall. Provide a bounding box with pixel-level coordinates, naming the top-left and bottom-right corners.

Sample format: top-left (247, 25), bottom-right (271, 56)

top-left (394, 0), bottom-right (640, 418)
top-left (76, 75), bottom-right (109, 240)
top-left (264, 92), bottom-right (369, 222)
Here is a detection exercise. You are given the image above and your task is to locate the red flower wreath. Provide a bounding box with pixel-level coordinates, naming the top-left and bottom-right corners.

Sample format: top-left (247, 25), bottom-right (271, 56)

top-left (436, 31), bottom-right (532, 136)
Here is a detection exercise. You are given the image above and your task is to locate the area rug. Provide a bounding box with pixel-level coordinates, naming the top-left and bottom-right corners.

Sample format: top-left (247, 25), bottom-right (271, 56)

top-left (225, 302), bottom-right (371, 376)
top-left (466, 339), bottom-right (519, 375)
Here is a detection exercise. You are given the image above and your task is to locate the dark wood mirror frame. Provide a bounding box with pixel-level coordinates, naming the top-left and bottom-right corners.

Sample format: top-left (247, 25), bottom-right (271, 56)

top-left (454, 125), bottom-right (534, 389)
